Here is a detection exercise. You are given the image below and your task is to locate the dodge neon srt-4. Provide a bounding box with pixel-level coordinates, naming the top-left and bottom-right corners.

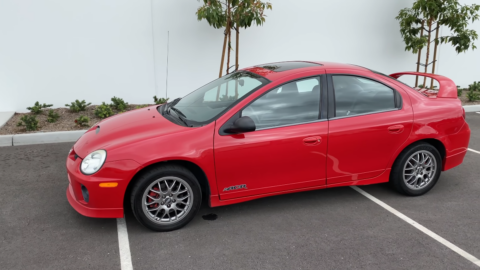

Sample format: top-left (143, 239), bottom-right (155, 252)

top-left (66, 61), bottom-right (470, 231)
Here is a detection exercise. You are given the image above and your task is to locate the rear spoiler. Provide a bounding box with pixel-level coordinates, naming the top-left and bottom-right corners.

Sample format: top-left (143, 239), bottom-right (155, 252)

top-left (389, 72), bottom-right (457, 98)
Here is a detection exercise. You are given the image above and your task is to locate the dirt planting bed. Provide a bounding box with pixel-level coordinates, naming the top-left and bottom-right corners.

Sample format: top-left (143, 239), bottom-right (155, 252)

top-left (0, 105), bottom-right (150, 135)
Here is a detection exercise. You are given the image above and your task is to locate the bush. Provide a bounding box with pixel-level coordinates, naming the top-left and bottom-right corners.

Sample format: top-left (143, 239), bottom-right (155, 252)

top-left (110, 96), bottom-right (128, 112)
top-left (136, 105), bottom-right (149, 109)
top-left (47, 110), bottom-right (60, 123)
top-left (65, 99), bottom-right (91, 112)
top-left (75, 115), bottom-right (90, 126)
top-left (153, 96), bottom-right (169, 105)
top-left (467, 90), bottom-right (480, 102)
top-left (469, 81), bottom-right (480, 92)
top-left (27, 101), bottom-right (53, 114)
top-left (95, 102), bottom-right (114, 119)
top-left (17, 115), bottom-right (38, 131)
top-left (457, 86), bottom-right (463, 97)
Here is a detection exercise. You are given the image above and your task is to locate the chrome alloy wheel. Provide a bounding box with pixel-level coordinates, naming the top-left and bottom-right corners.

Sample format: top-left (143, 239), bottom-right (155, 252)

top-left (142, 176), bottom-right (193, 224)
top-left (403, 150), bottom-right (437, 190)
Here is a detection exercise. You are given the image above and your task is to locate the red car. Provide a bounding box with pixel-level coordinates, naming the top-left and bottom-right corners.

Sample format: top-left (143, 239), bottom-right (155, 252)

top-left (66, 61), bottom-right (470, 231)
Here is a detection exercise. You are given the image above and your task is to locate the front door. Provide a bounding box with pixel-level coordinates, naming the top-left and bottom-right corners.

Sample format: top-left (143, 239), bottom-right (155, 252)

top-left (326, 73), bottom-right (413, 184)
top-left (214, 76), bottom-right (328, 200)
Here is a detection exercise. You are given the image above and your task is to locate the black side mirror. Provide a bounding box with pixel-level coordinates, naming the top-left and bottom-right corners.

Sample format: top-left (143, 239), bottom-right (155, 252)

top-left (224, 116), bottom-right (256, 134)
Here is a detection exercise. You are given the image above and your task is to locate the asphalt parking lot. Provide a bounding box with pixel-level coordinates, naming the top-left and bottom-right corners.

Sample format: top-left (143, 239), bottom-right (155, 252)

top-left (1, 113), bottom-right (480, 270)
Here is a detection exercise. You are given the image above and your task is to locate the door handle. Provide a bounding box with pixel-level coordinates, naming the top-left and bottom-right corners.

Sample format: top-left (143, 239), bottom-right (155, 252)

top-left (388, 125), bottom-right (404, 133)
top-left (303, 136), bottom-right (322, 145)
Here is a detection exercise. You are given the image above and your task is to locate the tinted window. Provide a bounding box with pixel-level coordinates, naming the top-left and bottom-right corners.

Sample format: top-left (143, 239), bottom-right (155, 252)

top-left (172, 72), bottom-right (268, 124)
top-left (242, 77), bottom-right (321, 129)
top-left (333, 76), bottom-right (395, 117)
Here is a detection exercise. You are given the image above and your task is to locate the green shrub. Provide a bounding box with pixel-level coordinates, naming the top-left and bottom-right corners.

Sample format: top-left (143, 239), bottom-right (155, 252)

top-left (17, 115), bottom-right (38, 131)
top-left (47, 110), bottom-right (60, 123)
top-left (110, 96), bottom-right (128, 112)
top-left (75, 115), bottom-right (90, 126)
top-left (457, 86), bottom-right (463, 97)
top-left (469, 81), bottom-right (480, 92)
top-left (95, 102), bottom-right (114, 119)
top-left (65, 99), bottom-right (91, 112)
top-left (27, 101), bottom-right (53, 114)
top-left (136, 104), bottom-right (149, 109)
top-left (467, 90), bottom-right (480, 102)
top-left (153, 96), bottom-right (169, 105)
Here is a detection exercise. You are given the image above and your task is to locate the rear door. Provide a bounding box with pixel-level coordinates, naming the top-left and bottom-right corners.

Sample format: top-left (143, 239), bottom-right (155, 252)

top-left (326, 69), bottom-right (413, 185)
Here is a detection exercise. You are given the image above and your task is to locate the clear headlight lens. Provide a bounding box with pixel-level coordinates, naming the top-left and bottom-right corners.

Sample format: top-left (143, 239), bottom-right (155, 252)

top-left (80, 150), bottom-right (107, 175)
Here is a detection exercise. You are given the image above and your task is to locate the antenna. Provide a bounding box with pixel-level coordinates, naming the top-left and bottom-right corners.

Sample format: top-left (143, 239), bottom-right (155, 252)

top-left (166, 31), bottom-right (170, 99)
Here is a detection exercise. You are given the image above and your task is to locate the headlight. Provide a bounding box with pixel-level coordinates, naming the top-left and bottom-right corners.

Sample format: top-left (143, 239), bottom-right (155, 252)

top-left (80, 150), bottom-right (107, 175)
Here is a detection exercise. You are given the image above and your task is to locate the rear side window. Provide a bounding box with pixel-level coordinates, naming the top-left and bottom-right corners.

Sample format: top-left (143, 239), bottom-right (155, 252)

top-left (332, 76), bottom-right (396, 117)
top-left (242, 77), bottom-right (321, 129)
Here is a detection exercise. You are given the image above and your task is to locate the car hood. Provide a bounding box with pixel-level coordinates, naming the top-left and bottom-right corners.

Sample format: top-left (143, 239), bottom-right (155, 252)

top-left (74, 106), bottom-right (188, 158)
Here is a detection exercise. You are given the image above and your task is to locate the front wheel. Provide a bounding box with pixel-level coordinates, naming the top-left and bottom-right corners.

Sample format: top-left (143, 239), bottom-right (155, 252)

top-left (390, 143), bottom-right (442, 196)
top-left (130, 165), bottom-right (202, 232)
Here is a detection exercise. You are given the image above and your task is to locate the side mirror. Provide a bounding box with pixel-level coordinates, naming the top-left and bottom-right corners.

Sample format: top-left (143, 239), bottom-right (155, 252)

top-left (224, 116), bottom-right (256, 134)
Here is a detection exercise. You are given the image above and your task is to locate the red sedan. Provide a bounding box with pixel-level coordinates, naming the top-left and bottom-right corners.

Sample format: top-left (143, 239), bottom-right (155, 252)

top-left (66, 61), bottom-right (470, 231)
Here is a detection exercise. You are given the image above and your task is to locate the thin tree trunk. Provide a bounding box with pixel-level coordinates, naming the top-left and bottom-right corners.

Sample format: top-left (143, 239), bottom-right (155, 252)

top-left (226, 2), bottom-right (231, 75)
top-left (236, 27), bottom-right (239, 72)
top-left (415, 20), bottom-right (425, 88)
top-left (219, 31), bottom-right (228, 78)
top-left (430, 24), bottom-right (440, 89)
top-left (226, 28), bottom-right (231, 74)
top-left (423, 19), bottom-right (432, 87)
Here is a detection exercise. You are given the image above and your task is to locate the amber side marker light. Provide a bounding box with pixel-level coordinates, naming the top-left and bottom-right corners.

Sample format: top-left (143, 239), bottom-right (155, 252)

top-left (99, 182), bottom-right (118, 188)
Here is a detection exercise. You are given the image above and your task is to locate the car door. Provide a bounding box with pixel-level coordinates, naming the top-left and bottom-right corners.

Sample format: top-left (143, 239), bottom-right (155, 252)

top-left (326, 70), bottom-right (413, 185)
top-left (214, 76), bottom-right (328, 200)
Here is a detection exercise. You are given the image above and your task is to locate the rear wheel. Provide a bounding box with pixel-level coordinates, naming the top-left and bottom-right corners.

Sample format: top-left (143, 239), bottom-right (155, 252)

top-left (130, 165), bottom-right (202, 232)
top-left (391, 143), bottom-right (442, 196)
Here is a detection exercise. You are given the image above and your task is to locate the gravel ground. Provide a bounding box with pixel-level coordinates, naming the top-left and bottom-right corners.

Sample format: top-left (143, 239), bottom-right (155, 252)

top-left (0, 104), bottom-right (150, 135)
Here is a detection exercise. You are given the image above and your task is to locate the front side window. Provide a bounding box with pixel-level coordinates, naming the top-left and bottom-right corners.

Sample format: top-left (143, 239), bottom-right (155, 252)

top-left (333, 75), bottom-right (396, 117)
top-left (170, 72), bottom-right (269, 124)
top-left (242, 77), bottom-right (321, 130)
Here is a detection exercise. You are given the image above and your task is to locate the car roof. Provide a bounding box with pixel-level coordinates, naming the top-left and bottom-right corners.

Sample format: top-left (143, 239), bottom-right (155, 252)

top-left (242, 61), bottom-right (370, 81)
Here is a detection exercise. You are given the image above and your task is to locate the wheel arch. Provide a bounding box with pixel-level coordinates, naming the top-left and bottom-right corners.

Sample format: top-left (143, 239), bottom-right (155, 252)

top-left (125, 160), bottom-right (212, 205)
top-left (392, 138), bottom-right (446, 168)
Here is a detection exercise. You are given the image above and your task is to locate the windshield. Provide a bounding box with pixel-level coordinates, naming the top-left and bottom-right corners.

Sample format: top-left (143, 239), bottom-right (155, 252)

top-left (168, 71), bottom-right (269, 125)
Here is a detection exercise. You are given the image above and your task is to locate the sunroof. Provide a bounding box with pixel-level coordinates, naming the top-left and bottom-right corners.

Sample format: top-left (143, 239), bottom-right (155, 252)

top-left (256, 61), bottom-right (321, 72)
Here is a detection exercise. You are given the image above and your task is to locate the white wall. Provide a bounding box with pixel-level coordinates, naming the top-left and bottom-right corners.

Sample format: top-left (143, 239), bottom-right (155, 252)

top-left (1, 0), bottom-right (479, 112)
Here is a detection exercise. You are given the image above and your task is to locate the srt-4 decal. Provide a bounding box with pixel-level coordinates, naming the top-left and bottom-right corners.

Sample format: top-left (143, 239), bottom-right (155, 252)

top-left (223, 184), bottom-right (247, 192)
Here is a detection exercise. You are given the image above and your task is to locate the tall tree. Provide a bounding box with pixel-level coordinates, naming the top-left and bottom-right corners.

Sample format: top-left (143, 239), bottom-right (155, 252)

top-left (232, 0), bottom-right (272, 71)
top-left (397, 0), bottom-right (480, 88)
top-left (197, 0), bottom-right (271, 77)
top-left (196, 0), bottom-right (228, 78)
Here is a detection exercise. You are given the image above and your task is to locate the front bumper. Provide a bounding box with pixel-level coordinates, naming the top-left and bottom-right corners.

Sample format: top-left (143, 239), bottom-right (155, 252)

top-left (66, 150), bottom-right (140, 218)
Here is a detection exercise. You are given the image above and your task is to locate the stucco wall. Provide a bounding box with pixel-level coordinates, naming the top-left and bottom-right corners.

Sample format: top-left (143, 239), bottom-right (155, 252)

top-left (1, 0), bottom-right (479, 112)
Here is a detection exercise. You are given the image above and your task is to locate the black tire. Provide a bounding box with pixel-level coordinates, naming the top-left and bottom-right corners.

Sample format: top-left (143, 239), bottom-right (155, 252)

top-left (130, 165), bottom-right (202, 232)
top-left (390, 143), bottom-right (442, 196)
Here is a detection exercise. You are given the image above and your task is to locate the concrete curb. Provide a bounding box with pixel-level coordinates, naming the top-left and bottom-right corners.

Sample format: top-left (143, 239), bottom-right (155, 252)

top-left (463, 105), bottom-right (480, 113)
top-left (0, 130), bottom-right (87, 147)
top-left (12, 130), bottom-right (87, 146)
top-left (0, 135), bottom-right (13, 147)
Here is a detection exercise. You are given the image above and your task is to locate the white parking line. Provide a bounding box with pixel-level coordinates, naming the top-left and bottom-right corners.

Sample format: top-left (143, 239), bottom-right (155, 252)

top-left (117, 218), bottom-right (133, 270)
top-left (351, 186), bottom-right (480, 267)
top-left (468, 148), bottom-right (480, 155)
